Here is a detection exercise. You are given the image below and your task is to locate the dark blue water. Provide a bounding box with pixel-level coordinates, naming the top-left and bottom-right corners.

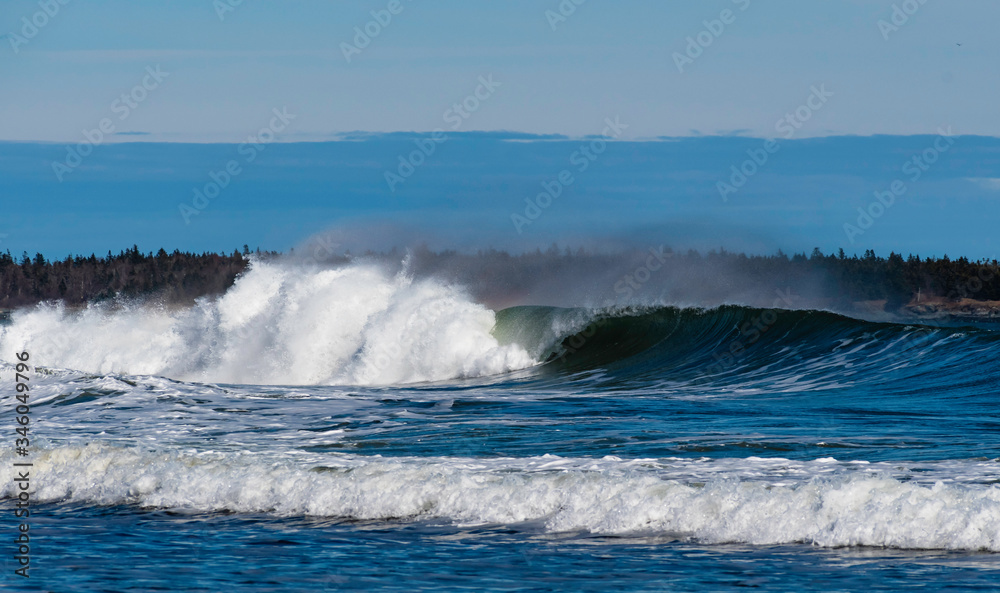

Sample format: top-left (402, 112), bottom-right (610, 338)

top-left (3, 304), bottom-right (1000, 591)
top-left (5, 503), bottom-right (999, 592)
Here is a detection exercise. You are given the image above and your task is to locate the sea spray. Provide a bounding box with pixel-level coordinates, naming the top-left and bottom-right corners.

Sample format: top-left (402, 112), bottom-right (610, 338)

top-left (0, 260), bottom-right (536, 385)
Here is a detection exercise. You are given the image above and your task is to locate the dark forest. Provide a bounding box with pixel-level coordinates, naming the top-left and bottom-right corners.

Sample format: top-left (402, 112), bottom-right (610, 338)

top-left (1, 245), bottom-right (998, 314)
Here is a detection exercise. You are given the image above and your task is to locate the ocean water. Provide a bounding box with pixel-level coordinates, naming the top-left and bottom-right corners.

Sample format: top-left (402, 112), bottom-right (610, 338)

top-left (1, 260), bottom-right (999, 591)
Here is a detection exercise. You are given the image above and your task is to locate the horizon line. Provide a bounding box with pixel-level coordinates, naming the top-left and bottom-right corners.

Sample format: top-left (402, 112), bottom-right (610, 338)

top-left (0, 130), bottom-right (994, 146)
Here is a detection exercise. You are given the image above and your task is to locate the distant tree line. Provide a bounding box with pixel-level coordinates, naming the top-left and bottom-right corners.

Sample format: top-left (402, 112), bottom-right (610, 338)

top-left (800, 248), bottom-right (1000, 310)
top-left (401, 246), bottom-right (1000, 311)
top-left (0, 245), bottom-right (266, 309)
top-left (1, 245), bottom-right (998, 311)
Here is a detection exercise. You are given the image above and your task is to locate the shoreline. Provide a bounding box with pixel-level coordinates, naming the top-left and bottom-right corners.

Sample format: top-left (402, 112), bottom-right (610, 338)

top-left (850, 298), bottom-right (1000, 326)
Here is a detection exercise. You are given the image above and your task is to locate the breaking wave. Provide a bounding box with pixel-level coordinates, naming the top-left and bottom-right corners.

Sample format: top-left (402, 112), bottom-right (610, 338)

top-left (5, 444), bottom-right (999, 551)
top-left (0, 260), bottom-right (535, 385)
top-left (2, 259), bottom-right (999, 390)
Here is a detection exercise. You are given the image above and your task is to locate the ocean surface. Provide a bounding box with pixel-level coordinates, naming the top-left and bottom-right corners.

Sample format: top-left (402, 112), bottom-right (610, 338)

top-left (1, 261), bottom-right (999, 591)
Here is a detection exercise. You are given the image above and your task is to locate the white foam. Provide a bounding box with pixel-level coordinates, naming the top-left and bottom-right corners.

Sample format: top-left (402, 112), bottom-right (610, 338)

top-left (0, 260), bottom-right (536, 386)
top-left (5, 445), bottom-right (999, 551)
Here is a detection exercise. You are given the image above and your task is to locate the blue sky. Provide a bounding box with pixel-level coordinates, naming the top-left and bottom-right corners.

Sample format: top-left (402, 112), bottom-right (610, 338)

top-left (1, 0), bottom-right (998, 261)
top-left (1, 0), bottom-right (996, 140)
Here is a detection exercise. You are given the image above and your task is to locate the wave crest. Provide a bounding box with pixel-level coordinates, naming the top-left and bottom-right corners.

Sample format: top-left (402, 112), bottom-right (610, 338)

top-left (0, 260), bottom-right (535, 385)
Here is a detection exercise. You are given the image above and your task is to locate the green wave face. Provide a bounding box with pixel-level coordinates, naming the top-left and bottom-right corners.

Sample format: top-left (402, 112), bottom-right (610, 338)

top-left (491, 305), bottom-right (596, 360)
top-left (492, 304), bottom-right (1000, 387)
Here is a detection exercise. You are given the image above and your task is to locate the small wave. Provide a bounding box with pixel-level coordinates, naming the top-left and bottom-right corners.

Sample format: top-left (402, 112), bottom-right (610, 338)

top-left (5, 444), bottom-right (999, 551)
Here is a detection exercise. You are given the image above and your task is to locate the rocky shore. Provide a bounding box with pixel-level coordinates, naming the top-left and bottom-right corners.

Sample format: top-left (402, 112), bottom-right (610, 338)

top-left (901, 298), bottom-right (1000, 323)
top-left (850, 298), bottom-right (1000, 326)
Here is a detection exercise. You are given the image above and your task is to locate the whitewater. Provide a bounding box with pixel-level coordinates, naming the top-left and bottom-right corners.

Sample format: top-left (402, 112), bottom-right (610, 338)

top-left (0, 260), bottom-right (537, 385)
top-left (2, 259), bottom-right (999, 590)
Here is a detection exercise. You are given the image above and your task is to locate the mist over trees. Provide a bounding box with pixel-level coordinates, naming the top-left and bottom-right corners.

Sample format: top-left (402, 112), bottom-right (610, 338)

top-left (397, 246), bottom-right (1000, 311)
top-left (1, 245), bottom-right (998, 313)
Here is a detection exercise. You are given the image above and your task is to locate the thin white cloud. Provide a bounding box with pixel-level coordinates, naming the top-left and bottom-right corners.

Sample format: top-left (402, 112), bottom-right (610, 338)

top-left (968, 177), bottom-right (1000, 191)
top-left (33, 49), bottom-right (338, 62)
top-left (32, 44), bottom-right (610, 63)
